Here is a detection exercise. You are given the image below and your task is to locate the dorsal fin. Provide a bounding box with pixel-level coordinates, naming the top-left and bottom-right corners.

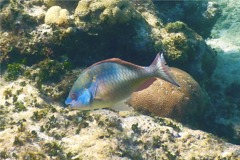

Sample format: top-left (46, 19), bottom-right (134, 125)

top-left (82, 57), bottom-right (146, 74)
top-left (150, 53), bottom-right (161, 67)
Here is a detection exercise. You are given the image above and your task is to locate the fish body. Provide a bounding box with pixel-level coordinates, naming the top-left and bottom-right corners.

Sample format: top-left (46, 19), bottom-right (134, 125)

top-left (65, 53), bottom-right (179, 110)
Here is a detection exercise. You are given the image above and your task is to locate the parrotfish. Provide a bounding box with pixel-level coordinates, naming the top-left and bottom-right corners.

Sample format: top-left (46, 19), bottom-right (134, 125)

top-left (65, 53), bottom-right (180, 110)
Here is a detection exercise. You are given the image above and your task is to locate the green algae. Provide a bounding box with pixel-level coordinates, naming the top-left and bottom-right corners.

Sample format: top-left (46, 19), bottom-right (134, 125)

top-left (0, 116), bottom-right (7, 131)
top-left (22, 59), bottom-right (70, 101)
top-left (152, 135), bottom-right (162, 148)
top-left (165, 21), bottom-right (189, 34)
top-left (17, 120), bottom-right (26, 132)
top-left (161, 21), bottom-right (217, 80)
top-left (131, 123), bottom-right (140, 133)
top-left (21, 151), bottom-right (46, 160)
top-left (13, 135), bottom-right (25, 146)
top-left (0, 151), bottom-right (8, 159)
top-left (13, 129), bottom-right (40, 148)
top-left (13, 101), bottom-right (27, 113)
top-left (5, 63), bottom-right (23, 81)
top-left (43, 141), bottom-right (63, 157)
top-left (163, 22), bottom-right (199, 64)
top-left (31, 109), bottom-right (49, 121)
top-left (45, 115), bottom-right (58, 131)
top-left (95, 114), bottom-right (122, 129)
top-left (154, 117), bottom-right (182, 132)
top-left (3, 88), bottom-right (12, 100)
top-left (37, 59), bottom-right (65, 83)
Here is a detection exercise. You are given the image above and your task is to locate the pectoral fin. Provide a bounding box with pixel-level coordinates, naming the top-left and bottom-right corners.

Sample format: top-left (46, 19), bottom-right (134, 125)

top-left (88, 80), bottom-right (101, 101)
top-left (90, 80), bottom-right (107, 101)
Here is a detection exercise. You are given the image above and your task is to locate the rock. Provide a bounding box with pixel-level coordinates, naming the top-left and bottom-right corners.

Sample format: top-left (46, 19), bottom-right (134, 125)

top-left (0, 0), bottom-right (239, 156)
top-left (0, 78), bottom-right (239, 159)
top-left (45, 6), bottom-right (69, 26)
top-left (133, 1), bottom-right (217, 80)
top-left (127, 68), bottom-right (208, 123)
top-left (161, 21), bottom-right (217, 80)
top-left (71, 0), bottom-right (157, 65)
top-left (162, 21), bottom-right (202, 64)
top-left (153, 1), bottom-right (221, 38)
top-left (204, 0), bottom-right (240, 144)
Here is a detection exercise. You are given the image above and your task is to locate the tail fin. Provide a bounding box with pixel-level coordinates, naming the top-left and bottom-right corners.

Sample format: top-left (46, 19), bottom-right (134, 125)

top-left (149, 53), bottom-right (180, 87)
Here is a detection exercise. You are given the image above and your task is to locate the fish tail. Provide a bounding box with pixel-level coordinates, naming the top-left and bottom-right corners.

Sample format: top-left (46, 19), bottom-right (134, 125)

top-left (149, 53), bottom-right (180, 87)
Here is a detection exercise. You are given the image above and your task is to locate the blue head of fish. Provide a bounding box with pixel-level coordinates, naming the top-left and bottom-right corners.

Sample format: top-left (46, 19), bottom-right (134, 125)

top-left (65, 89), bottom-right (92, 108)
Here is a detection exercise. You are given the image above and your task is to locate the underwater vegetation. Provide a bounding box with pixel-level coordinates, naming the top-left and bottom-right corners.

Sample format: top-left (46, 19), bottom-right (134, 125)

top-left (0, 0), bottom-right (240, 159)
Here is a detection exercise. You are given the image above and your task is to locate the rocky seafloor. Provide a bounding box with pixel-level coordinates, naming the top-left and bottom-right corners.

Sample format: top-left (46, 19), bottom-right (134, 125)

top-left (0, 77), bottom-right (239, 159)
top-left (0, 0), bottom-right (240, 159)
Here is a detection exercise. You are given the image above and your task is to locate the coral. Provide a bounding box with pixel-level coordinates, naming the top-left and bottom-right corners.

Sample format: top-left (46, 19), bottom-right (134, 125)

top-left (127, 68), bottom-right (209, 123)
top-left (162, 21), bottom-right (201, 64)
top-left (161, 21), bottom-right (217, 80)
top-left (45, 6), bottom-right (70, 26)
top-left (74, 0), bottom-right (140, 30)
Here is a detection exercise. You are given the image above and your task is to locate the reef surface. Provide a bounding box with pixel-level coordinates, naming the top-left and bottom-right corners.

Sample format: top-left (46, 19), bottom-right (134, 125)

top-left (0, 77), bottom-right (239, 159)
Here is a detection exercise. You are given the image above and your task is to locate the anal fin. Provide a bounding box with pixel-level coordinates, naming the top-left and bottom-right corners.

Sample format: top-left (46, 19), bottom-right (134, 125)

top-left (111, 99), bottom-right (132, 111)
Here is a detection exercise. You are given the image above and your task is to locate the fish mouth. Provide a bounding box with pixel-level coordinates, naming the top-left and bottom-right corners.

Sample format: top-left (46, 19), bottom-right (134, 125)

top-left (65, 98), bottom-right (82, 108)
top-left (65, 97), bottom-right (73, 106)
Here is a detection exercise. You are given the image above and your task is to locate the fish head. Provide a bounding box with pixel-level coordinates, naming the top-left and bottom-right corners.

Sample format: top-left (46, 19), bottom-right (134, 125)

top-left (65, 89), bottom-right (92, 109)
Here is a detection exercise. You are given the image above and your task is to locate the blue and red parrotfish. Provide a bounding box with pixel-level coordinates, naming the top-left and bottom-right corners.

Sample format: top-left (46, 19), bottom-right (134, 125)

top-left (65, 53), bottom-right (180, 110)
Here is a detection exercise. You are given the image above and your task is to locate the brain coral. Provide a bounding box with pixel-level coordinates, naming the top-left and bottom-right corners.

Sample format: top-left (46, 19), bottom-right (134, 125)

top-left (45, 6), bottom-right (69, 26)
top-left (127, 67), bottom-right (208, 123)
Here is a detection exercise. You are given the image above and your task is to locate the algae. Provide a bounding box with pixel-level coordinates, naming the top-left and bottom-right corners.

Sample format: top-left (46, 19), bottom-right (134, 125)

top-left (5, 63), bottom-right (24, 81)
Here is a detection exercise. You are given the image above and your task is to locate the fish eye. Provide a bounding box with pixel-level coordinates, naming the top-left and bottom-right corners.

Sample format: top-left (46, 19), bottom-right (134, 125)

top-left (70, 92), bottom-right (77, 100)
